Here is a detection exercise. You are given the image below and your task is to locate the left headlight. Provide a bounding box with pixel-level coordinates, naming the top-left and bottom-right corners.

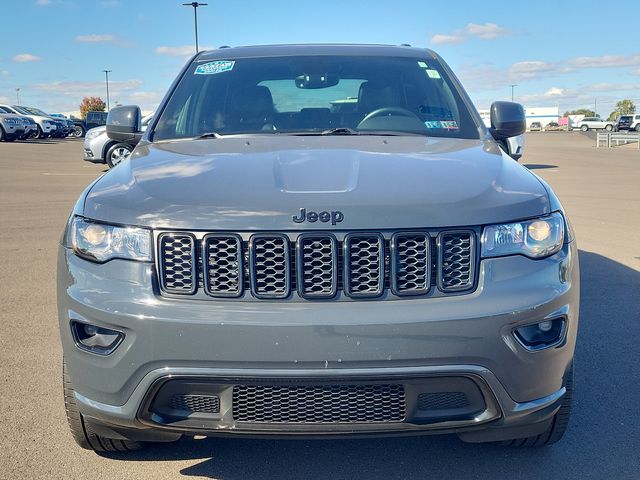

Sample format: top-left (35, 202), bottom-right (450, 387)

top-left (481, 212), bottom-right (565, 259)
top-left (67, 216), bottom-right (152, 263)
top-left (85, 129), bottom-right (102, 141)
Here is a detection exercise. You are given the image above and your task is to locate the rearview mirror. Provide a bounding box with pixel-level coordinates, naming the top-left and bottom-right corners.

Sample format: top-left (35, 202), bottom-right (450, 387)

top-left (106, 105), bottom-right (142, 144)
top-left (295, 74), bottom-right (339, 89)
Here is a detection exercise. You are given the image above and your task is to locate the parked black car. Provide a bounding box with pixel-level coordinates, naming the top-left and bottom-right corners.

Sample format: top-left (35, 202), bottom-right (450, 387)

top-left (615, 115), bottom-right (633, 132)
top-left (72, 111), bottom-right (108, 138)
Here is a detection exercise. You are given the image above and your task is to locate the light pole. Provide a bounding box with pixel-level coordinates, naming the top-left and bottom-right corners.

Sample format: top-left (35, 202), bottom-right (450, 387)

top-left (15, 88), bottom-right (20, 104)
top-left (102, 70), bottom-right (112, 111)
top-left (510, 84), bottom-right (517, 102)
top-left (182, 2), bottom-right (208, 54)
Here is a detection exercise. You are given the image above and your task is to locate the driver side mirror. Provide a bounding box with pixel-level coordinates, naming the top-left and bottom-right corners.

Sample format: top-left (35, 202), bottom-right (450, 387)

top-left (489, 101), bottom-right (526, 160)
top-left (106, 105), bottom-right (143, 144)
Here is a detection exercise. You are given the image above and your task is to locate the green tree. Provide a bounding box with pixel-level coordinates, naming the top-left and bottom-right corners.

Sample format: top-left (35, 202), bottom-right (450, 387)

top-left (563, 108), bottom-right (595, 117)
top-left (79, 96), bottom-right (106, 119)
top-left (606, 99), bottom-right (636, 122)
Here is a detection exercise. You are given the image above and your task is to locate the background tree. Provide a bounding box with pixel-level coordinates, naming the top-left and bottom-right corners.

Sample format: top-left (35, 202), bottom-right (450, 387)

top-left (606, 99), bottom-right (636, 121)
top-left (563, 108), bottom-right (595, 117)
top-left (79, 97), bottom-right (106, 119)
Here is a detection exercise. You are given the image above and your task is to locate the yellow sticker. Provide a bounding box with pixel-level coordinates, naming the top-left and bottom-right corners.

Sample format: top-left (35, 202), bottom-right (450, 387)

top-left (425, 69), bottom-right (441, 79)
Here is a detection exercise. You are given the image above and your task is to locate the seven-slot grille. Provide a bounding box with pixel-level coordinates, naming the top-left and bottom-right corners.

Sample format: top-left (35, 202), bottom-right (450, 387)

top-left (232, 384), bottom-right (405, 423)
top-left (158, 230), bottom-right (476, 299)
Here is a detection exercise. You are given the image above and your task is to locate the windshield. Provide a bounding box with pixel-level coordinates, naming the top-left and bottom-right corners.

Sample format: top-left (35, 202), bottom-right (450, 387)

top-left (20, 106), bottom-right (49, 116)
top-left (152, 55), bottom-right (479, 141)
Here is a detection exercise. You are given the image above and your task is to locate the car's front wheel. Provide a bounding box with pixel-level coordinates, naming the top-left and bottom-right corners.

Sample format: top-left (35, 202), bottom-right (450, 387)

top-left (501, 363), bottom-right (573, 447)
top-left (580, 125), bottom-right (588, 131)
top-left (106, 143), bottom-right (133, 168)
top-left (63, 360), bottom-right (144, 452)
top-left (73, 125), bottom-right (85, 138)
top-left (605, 124), bottom-right (613, 132)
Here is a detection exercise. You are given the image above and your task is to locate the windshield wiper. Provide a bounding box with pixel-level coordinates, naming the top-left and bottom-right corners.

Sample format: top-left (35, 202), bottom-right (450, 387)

top-left (196, 132), bottom-right (223, 139)
top-left (321, 127), bottom-right (359, 135)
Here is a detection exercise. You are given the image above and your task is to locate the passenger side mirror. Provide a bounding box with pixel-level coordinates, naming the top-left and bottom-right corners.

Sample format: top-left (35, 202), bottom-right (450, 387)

top-left (106, 105), bottom-right (143, 144)
top-left (490, 101), bottom-right (526, 161)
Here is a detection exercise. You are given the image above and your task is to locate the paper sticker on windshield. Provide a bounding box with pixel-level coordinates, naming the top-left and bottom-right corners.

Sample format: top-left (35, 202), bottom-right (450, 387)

top-left (418, 61), bottom-right (429, 68)
top-left (440, 120), bottom-right (458, 129)
top-left (425, 69), bottom-right (441, 79)
top-left (194, 60), bottom-right (235, 75)
top-left (424, 121), bottom-right (441, 129)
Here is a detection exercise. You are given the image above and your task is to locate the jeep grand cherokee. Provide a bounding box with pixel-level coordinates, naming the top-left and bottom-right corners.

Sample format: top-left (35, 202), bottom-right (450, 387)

top-left (58, 44), bottom-right (579, 452)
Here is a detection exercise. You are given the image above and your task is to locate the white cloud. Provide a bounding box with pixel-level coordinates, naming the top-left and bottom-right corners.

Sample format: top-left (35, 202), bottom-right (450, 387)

top-left (465, 23), bottom-right (508, 40)
top-left (75, 34), bottom-right (118, 43)
top-left (431, 34), bottom-right (465, 45)
top-left (155, 45), bottom-right (211, 57)
top-left (587, 82), bottom-right (640, 92)
top-left (32, 79), bottom-right (143, 96)
top-left (0, 95), bottom-right (10, 103)
top-left (100, 0), bottom-right (120, 5)
top-left (569, 55), bottom-right (640, 69)
top-left (0, 70), bottom-right (9, 78)
top-left (13, 53), bottom-right (42, 63)
top-left (430, 22), bottom-right (509, 45)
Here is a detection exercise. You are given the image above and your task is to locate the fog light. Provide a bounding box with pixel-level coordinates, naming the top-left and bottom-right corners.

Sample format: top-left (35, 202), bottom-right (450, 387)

top-left (71, 321), bottom-right (124, 355)
top-left (514, 317), bottom-right (565, 351)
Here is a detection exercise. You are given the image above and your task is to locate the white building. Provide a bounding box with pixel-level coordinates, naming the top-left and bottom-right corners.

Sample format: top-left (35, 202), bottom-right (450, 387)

top-left (477, 106), bottom-right (560, 129)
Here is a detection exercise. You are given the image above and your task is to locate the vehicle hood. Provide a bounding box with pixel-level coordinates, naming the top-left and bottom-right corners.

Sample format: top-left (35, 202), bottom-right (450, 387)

top-left (83, 136), bottom-right (551, 230)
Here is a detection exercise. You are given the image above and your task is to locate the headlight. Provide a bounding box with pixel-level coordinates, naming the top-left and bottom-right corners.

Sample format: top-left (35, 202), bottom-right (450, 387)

top-left (481, 212), bottom-right (564, 259)
top-left (69, 216), bottom-right (151, 263)
top-left (85, 129), bottom-right (102, 141)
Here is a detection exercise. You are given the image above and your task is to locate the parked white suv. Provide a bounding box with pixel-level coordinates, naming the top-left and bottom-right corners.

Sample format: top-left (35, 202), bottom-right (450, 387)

top-left (630, 114), bottom-right (640, 132)
top-left (577, 117), bottom-right (614, 132)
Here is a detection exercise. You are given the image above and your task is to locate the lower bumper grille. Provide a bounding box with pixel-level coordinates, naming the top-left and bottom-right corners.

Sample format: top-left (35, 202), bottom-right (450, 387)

top-left (232, 384), bottom-right (406, 423)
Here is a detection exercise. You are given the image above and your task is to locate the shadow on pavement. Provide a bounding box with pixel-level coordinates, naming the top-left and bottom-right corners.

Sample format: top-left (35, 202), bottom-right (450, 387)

top-left (102, 250), bottom-right (640, 479)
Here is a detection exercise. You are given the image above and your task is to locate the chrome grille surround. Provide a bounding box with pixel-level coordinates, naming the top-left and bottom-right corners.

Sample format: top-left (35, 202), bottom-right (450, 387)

top-left (232, 384), bottom-right (406, 423)
top-left (390, 232), bottom-right (431, 296)
top-left (343, 233), bottom-right (385, 298)
top-left (249, 234), bottom-right (291, 299)
top-left (158, 233), bottom-right (196, 294)
top-left (437, 230), bottom-right (476, 292)
top-left (296, 233), bottom-right (338, 299)
top-left (202, 234), bottom-right (243, 297)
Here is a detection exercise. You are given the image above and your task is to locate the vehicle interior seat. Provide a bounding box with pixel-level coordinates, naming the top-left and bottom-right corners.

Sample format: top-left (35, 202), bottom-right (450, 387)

top-left (230, 85), bottom-right (276, 131)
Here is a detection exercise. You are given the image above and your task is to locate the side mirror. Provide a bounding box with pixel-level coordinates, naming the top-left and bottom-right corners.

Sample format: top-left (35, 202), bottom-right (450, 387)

top-left (106, 105), bottom-right (142, 144)
top-left (490, 101), bottom-right (526, 160)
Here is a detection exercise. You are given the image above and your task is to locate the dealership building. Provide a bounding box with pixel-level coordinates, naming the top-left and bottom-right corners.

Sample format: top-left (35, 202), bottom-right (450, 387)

top-left (478, 106), bottom-right (560, 129)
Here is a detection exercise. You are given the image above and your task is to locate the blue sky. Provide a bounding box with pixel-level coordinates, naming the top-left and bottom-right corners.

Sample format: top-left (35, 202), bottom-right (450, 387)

top-left (1, 0), bottom-right (639, 116)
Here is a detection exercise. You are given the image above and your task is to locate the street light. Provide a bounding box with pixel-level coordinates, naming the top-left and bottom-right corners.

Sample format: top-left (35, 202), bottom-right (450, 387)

top-left (102, 70), bottom-right (112, 111)
top-left (182, 2), bottom-right (208, 54)
top-left (15, 88), bottom-right (20, 104)
top-left (510, 84), bottom-right (517, 102)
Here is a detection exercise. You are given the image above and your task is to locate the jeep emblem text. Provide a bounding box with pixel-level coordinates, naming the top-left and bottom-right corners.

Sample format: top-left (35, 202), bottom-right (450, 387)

top-left (292, 208), bottom-right (344, 225)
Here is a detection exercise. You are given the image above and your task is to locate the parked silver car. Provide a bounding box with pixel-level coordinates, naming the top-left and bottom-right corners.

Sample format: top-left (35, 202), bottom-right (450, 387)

top-left (0, 104), bottom-right (57, 138)
top-left (576, 116), bottom-right (614, 131)
top-left (59, 44), bottom-right (579, 453)
top-left (0, 113), bottom-right (26, 141)
top-left (83, 114), bottom-right (153, 167)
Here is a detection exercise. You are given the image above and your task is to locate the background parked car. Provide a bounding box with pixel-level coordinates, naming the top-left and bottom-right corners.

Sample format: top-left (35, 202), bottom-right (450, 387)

top-left (529, 121), bottom-right (542, 131)
top-left (545, 121), bottom-right (561, 131)
top-left (0, 104), bottom-right (57, 138)
top-left (577, 117), bottom-right (614, 131)
top-left (83, 114), bottom-right (153, 168)
top-left (615, 115), bottom-right (633, 132)
top-left (0, 113), bottom-right (26, 141)
top-left (629, 114), bottom-right (640, 132)
top-left (0, 107), bottom-right (35, 139)
top-left (72, 111), bottom-right (108, 138)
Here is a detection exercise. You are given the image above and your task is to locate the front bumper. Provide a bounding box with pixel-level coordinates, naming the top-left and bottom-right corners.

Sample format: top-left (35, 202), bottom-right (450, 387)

top-left (58, 240), bottom-right (579, 439)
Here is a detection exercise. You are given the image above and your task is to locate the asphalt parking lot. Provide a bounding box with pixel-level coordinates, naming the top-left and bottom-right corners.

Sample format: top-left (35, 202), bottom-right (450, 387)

top-left (0, 133), bottom-right (638, 479)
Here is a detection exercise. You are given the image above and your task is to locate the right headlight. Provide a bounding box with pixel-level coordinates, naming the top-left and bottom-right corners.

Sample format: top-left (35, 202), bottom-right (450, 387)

top-left (481, 212), bottom-right (565, 259)
top-left (85, 129), bottom-right (103, 141)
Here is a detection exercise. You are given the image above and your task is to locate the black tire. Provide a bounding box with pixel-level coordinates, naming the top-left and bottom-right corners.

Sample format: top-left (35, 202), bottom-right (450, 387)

top-left (501, 363), bottom-right (573, 447)
top-left (36, 125), bottom-right (44, 139)
top-left (605, 124), bottom-right (613, 132)
top-left (106, 142), bottom-right (133, 168)
top-left (0, 126), bottom-right (5, 142)
top-left (580, 125), bottom-right (588, 132)
top-left (63, 360), bottom-right (144, 452)
top-left (73, 125), bottom-right (85, 138)
top-left (635, 125), bottom-right (640, 132)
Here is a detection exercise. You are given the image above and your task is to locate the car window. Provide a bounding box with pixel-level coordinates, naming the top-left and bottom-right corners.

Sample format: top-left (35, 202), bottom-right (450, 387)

top-left (152, 55), bottom-right (480, 140)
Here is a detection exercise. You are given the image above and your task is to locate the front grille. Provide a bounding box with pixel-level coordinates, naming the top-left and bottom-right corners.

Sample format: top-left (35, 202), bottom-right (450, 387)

top-left (169, 394), bottom-right (220, 414)
top-left (232, 384), bottom-right (405, 423)
top-left (157, 229), bottom-right (476, 300)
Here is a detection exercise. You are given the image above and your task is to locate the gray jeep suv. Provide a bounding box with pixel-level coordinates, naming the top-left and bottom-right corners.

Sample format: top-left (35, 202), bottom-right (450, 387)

top-left (58, 44), bottom-right (579, 452)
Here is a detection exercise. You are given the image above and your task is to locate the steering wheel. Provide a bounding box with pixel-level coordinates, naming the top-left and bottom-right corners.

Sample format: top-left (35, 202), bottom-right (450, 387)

top-left (358, 107), bottom-right (420, 126)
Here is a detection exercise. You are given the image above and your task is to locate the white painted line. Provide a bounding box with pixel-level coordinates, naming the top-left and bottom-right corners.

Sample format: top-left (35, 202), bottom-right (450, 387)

top-left (42, 173), bottom-right (98, 176)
